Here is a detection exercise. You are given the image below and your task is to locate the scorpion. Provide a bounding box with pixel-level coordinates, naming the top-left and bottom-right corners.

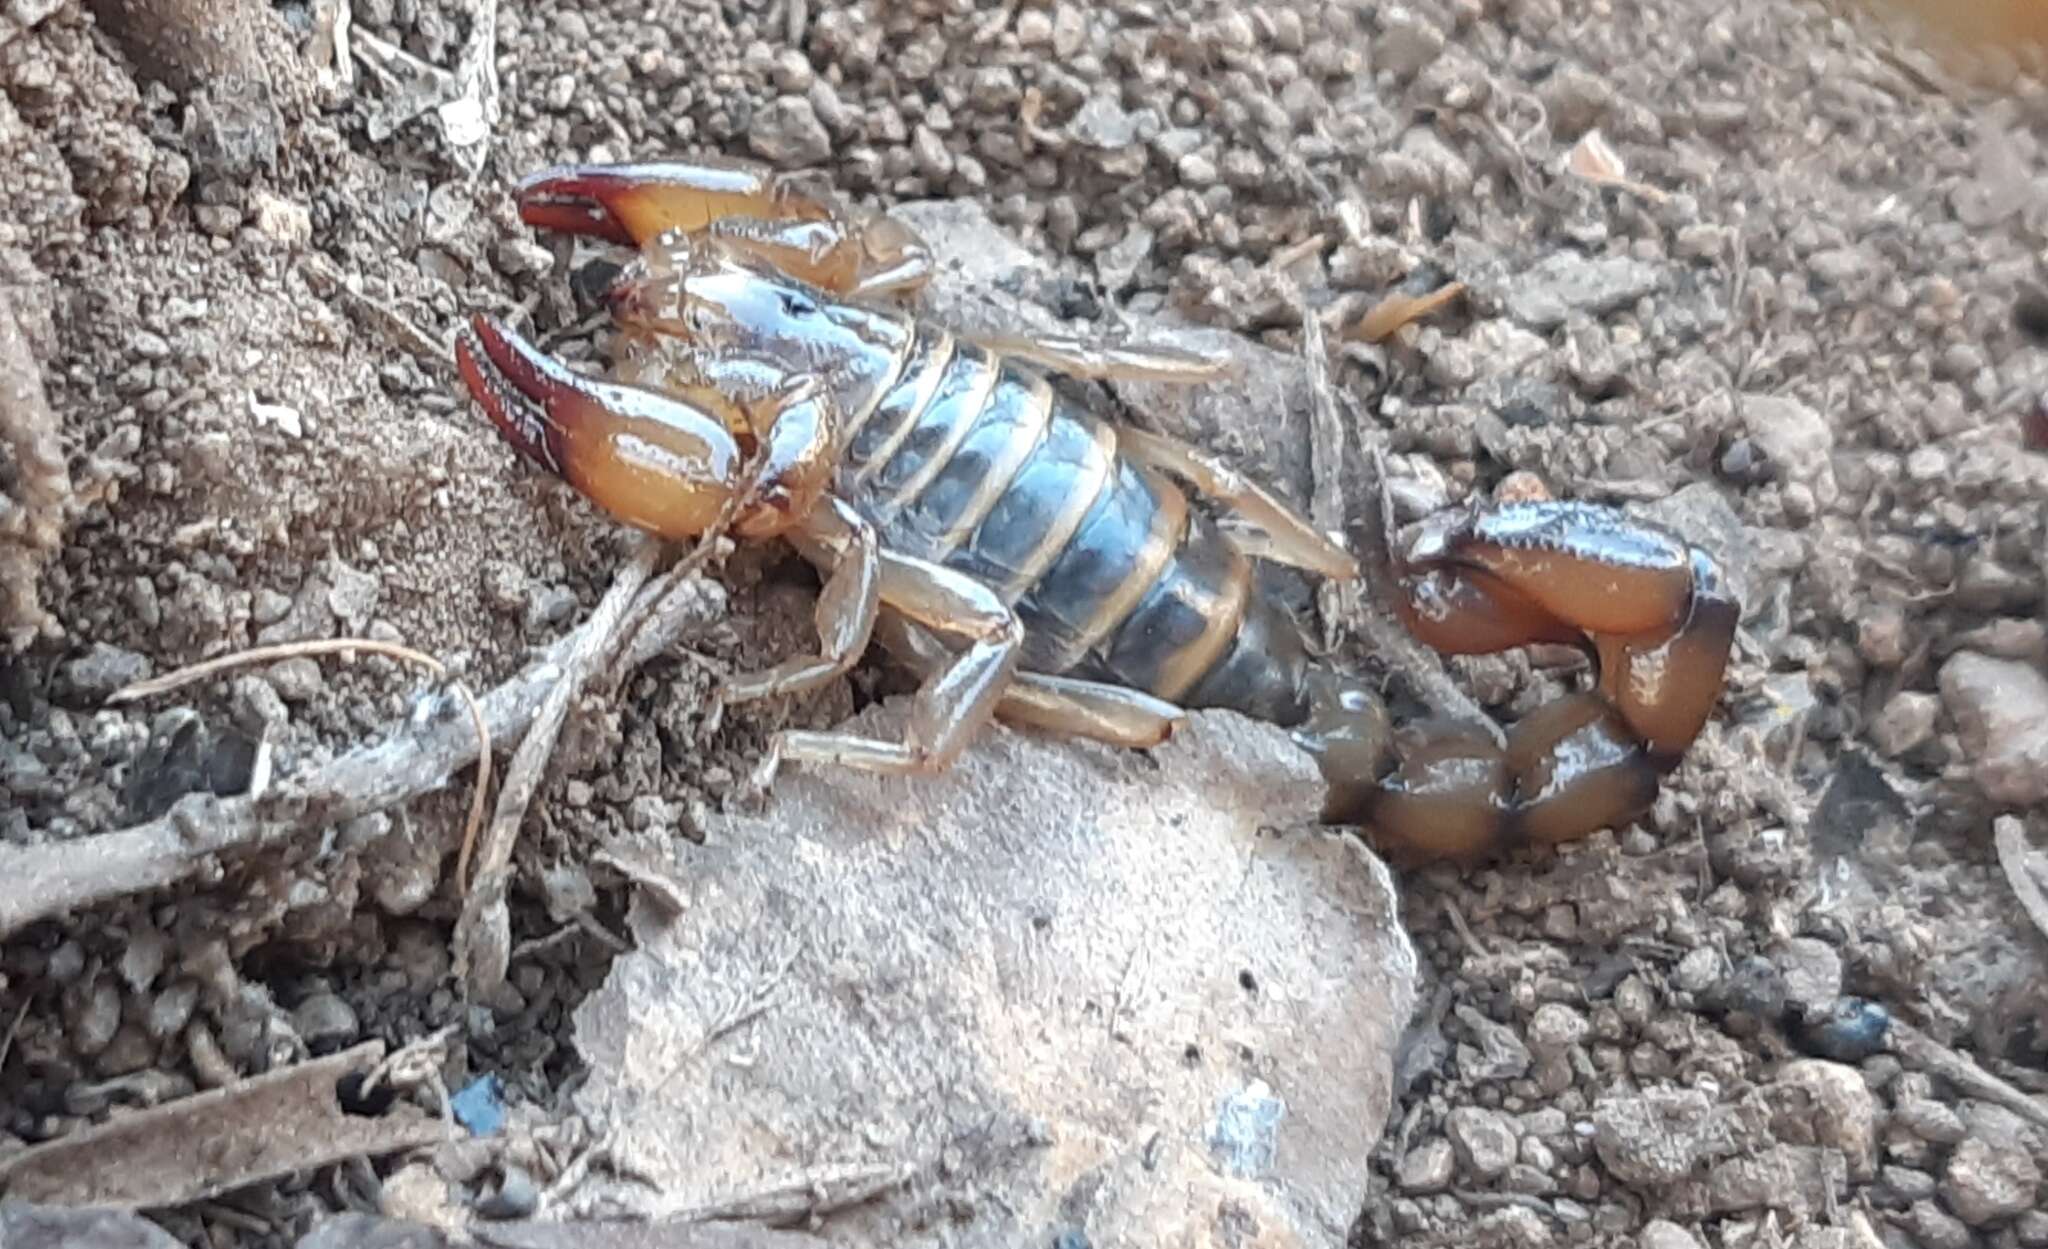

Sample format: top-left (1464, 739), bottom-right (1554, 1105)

top-left (454, 158), bottom-right (1740, 864)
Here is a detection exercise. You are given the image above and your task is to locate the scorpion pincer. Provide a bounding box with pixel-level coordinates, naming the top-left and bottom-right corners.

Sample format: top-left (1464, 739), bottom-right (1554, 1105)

top-left (454, 159), bottom-right (1740, 864)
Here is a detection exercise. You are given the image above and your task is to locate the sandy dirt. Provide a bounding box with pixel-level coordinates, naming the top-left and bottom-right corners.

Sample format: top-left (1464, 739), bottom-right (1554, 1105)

top-left (2, 0), bottom-right (2047, 1244)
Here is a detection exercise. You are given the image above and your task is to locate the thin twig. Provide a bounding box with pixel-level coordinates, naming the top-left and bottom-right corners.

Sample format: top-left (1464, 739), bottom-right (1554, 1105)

top-left (1300, 297), bottom-right (1356, 655)
top-left (455, 538), bottom-right (665, 995)
top-left (1891, 1018), bottom-right (2048, 1132)
top-left (108, 638), bottom-right (492, 879)
top-left (1994, 815), bottom-right (2048, 948)
top-left (0, 580), bottom-right (727, 941)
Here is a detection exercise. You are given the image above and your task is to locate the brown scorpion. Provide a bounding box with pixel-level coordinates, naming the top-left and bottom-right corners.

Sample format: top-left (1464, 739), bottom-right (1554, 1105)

top-left (454, 159), bottom-right (1739, 863)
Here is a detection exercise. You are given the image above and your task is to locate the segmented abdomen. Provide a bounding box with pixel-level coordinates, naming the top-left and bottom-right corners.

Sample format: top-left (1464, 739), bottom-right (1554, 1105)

top-left (836, 322), bottom-right (1314, 726)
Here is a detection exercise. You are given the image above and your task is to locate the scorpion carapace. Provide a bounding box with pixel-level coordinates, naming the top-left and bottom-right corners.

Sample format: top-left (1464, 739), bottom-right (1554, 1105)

top-left (454, 158), bottom-right (1740, 865)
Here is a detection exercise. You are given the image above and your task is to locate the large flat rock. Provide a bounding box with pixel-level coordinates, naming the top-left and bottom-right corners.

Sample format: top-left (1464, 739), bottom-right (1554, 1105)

top-left (570, 707), bottom-right (1417, 1246)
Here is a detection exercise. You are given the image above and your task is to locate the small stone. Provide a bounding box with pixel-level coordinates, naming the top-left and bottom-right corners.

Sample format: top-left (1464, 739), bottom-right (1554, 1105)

top-left (1455, 1004), bottom-right (1533, 1080)
top-left (747, 96), bottom-right (832, 168)
top-left (1742, 393), bottom-right (1835, 485)
top-left (1894, 1097), bottom-right (1967, 1145)
top-left (267, 657), bottom-right (324, 703)
top-left (292, 993), bottom-right (360, 1054)
top-left (1398, 1138), bottom-right (1456, 1192)
top-left (1855, 603), bottom-right (1909, 667)
top-left (1505, 253), bottom-right (1665, 331)
top-left (477, 1164), bottom-right (540, 1220)
top-left (1444, 1106), bottom-right (1518, 1179)
top-left (1375, 6), bottom-right (1446, 79)
top-left (71, 976), bottom-right (122, 1055)
top-left (1770, 1060), bottom-right (1877, 1180)
top-left (1593, 1086), bottom-right (1737, 1187)
top-left (1883, 1165), bottom-right (1938, 1202)
top-left (1639, 1220), bottom-right (1704, 1249)
top-left (148, 980), bottom-right (200, 1039)
top-left (1911, 1198), bottom-right (1976, 1249)
top-left (524, 584), bottom-right (579, 633)
top-left (1773, 938), bottom-right (1841, 1017)
top-left (1870, 691), bottom-right (1939, 757)
top-left (1528, 1002), bottom-right (1590, 1055)
top-left (1708, 1144), bottom-right (1842, 1215)
top-left (1941, 1135), bottom-right (2042, 1225)
top-left (1938, 651), bottom-right (2048, 805)
top-left (61, 643), bottom-right (152, 700)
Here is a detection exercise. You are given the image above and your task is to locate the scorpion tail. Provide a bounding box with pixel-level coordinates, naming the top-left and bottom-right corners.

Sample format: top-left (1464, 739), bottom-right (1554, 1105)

top-left (1300, 499), bottom-right (1738, 865)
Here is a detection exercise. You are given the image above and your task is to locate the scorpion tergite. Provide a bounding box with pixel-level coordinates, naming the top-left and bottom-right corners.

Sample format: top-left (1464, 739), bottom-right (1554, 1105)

top-left (455, 159), bottom-right (1740, 864)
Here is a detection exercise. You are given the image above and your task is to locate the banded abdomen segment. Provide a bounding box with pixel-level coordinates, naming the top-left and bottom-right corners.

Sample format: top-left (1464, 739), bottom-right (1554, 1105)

top-left (837, 330), bottom-right (1313, 722)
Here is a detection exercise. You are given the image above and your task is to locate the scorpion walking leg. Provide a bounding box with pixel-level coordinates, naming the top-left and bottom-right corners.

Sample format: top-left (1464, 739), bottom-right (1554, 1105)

top-left (1117, 426), bottom-right (1360, 581)
top-left (761, 554), bottom-right (1025, 782)
top-left (722, 500), bottom-right (883, 704)
top-left (871, 612), bottom-right (1183, 749)
top-left (965, 330), bottom-right (1239, 385)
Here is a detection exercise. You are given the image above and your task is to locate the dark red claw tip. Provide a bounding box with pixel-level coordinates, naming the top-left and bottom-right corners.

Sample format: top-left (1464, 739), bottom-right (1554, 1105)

top-left (513, 166), bottom-right (638, 246)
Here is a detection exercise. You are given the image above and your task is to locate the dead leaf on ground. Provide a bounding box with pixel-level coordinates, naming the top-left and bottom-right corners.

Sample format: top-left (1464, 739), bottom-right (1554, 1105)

top-left (1565, 130), bottom-right (1668, 203)
top-left (1349, 281), bottom-right (1467, 343)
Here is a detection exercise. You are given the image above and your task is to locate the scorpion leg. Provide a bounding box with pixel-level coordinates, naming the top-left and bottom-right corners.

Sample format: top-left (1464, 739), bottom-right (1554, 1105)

top-left (1116, 426), bottom-right (1360, 581)
top-left (871, 612), bottom-right (1184, 749)
top-left (722, 499), bottom-right (883, 704)
top-left (512, 160), bottom-right (933, 299)
top-left (758, 553), bottom-right (1024, 784)
top-left (967, 330), bottom-right (1239, 384)
top-left (1357, 499), bottom-right (1739, 860)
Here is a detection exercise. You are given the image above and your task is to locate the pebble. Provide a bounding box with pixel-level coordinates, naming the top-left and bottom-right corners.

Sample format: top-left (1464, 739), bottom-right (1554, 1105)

top-left (1771, 938), bottom-right (1842, 1017)
top-left (1455, 1004), bottom-right (1533, 1080)
top-left (1593, 1086), bottom-right (1736, 1187)
top-left (266, 657), bottom-right (325, 703)
top-left (1937, 651), bottom-right (2048, 805)
top-left (1869, 690), bottom-right (1939, 757)
top-left (1941, 1135), bottom-right (2043, 1225)
top-left (1638, 1220), bottom-right (1704, 1249)
top-left (1444, 1106), bottom-right (1518, 1179)
top-left (292, 993), bottom-right (361, 1054)
top-left (1770, 1059), bottom-right (1877, 1180)
top-left (1893, 1097), bottom-right (1967, 1145)
top-left (1741, 393), bottom-right (1835, 488)
top-left (1398, 1139), bottom-right (1455, 1192)
top-left (1374, 7), bottom-right (1446, 79)
top-left (1505, 254), bottom-right (1665, 331)
top-left (59, 644), bottom-right (153, 701)
top-left (1910, 1197), bottom-right (1976, 1249)
top-left (747, 95), bottom-right (832, 167)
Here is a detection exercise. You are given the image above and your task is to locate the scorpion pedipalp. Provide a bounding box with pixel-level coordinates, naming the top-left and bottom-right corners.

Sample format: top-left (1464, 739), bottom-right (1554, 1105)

top-left (513, 157), bottom-right (933, 300)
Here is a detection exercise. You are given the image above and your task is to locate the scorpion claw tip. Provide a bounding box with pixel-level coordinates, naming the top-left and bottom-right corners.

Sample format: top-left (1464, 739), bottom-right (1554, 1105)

top-left (513, 165), bottom-right (646, 246)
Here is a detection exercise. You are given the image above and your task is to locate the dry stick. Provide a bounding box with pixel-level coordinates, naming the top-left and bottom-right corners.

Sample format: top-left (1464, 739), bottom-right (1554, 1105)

top-left (1994, 814), bottom-right (2048, 948)
top-left (454, 538), bottom-right (663, 996)
top-left (1299, 298), bottom-right (1355, 655)
top-left (106, 638), bottom-right (492, 881)
top-left (0, 579), bottom-right (727, 941)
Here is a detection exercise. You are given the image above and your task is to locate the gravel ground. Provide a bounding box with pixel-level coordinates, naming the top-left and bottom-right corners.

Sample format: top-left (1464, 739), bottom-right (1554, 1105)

top-left (3, 0), bottom-right (2047, 1245)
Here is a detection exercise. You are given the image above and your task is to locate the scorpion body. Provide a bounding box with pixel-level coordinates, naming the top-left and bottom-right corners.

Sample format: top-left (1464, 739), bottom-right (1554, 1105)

top-left (457, 160), bottom-right (1740, 862)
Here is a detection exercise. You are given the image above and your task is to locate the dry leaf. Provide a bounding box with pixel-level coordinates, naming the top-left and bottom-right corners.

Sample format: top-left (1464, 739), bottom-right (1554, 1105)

top-left (1565, 130), bottom-right (1668, 203)
top-left (1350, 280), bottom-right (1466, 343)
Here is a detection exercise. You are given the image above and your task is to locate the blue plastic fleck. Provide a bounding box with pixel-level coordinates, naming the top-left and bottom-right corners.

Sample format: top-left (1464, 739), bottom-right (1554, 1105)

top-left (1208, 1080), bottom-right (1286, 1178)
top-left (451, 1074), bottom-right (505, 1136)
